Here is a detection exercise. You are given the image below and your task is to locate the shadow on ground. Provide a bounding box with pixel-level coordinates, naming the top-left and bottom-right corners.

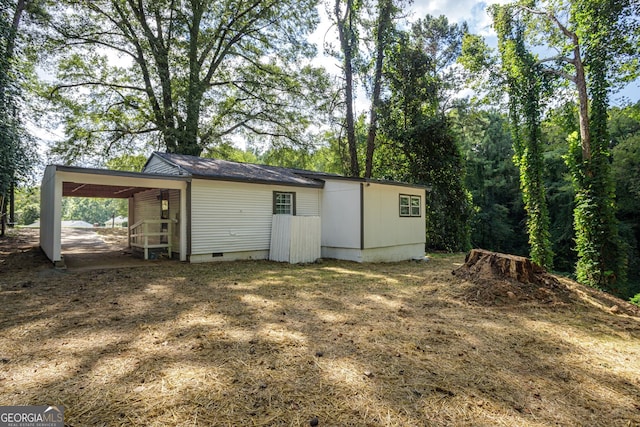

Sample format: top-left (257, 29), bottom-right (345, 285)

top-left (1, 232), bottom-right (639, 426)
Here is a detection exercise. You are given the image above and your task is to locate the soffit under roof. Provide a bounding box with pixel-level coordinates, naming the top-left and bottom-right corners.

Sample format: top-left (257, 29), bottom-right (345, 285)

top-left (62, 182), bottom-right (153, 199)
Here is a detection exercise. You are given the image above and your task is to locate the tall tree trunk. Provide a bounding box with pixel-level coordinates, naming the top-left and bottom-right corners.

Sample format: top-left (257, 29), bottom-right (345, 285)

top-left (9, 181), bottom-right (15, 227)
top-left (1, 195), bottom-right (5, 237)
top-left (364, 0), bottom-right (393, 178)
top-left (0, 0), bottom-right (27, 237)
top-left (573, 43), bottom-right (591, 163)
top-left (7, 0), bottom-right (26, 58)
top-left (1, 0), bottom-right (26, 98)
top-left (128, 1), bottom-right (179, 153)
top-left (182, 6), bottom-right (205, 157)
top-left (335, 0), bottom-right (359, 177)
top-left (564, 3), bottom-right (625, 292)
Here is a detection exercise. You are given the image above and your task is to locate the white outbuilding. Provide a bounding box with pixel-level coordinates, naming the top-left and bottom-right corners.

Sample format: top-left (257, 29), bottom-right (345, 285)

top-left (40, 152), bottom-right (426, 265)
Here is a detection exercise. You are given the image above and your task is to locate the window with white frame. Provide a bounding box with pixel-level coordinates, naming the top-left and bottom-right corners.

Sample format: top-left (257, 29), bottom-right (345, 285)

top-left (273, 191), bottom-right (296, 215)
top-left (400, 194), bottom-right (421, 217)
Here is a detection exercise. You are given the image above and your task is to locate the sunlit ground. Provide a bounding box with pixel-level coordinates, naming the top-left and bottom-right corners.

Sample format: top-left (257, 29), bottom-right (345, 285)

top-left (1, 246), bottom-right (639, 426)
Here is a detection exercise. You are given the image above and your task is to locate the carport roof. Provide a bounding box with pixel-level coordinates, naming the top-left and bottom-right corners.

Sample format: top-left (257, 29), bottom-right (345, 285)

top-left (52, 165), bottom-right (189, 198)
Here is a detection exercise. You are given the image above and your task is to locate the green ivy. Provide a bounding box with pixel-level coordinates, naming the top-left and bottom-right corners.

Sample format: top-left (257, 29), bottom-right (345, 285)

top-left (493, 5), bottom-right (553, 268)
top-left (563, 0), bottom-right (628, 296)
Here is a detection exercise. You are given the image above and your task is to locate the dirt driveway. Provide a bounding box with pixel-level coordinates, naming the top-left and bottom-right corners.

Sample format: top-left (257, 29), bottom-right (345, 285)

top-left (61, 227), bottom-right (113, 253)
top-left (60, 227), bottom-right (162, 271)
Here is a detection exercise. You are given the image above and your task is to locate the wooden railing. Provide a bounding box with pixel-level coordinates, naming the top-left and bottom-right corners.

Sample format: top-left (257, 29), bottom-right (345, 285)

top-left (129, 219), bottom-right (176, 260)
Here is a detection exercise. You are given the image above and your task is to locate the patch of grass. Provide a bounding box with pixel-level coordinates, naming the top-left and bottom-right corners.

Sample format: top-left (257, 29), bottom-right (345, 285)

top-left (1, 231), bottom-right (639, 426)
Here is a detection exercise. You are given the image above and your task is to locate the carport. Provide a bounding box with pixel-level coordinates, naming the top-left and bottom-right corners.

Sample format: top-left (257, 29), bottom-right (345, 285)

top-left (40, 165), bottom-right (190, 266)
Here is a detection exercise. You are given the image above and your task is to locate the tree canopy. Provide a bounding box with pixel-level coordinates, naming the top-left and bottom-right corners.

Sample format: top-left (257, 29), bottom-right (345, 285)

top-left (43, 0), bottom-right (329, 163)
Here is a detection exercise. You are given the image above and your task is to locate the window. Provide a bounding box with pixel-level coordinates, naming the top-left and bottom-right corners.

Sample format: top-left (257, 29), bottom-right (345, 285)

top-left (411, 195), bottom-right (421, 217)
top-left (273, 191), bottom-right (296, 215)
top-left (400, 194), bottom-right (421, 217)
top-left (160, 190), bottom-right (170, 243)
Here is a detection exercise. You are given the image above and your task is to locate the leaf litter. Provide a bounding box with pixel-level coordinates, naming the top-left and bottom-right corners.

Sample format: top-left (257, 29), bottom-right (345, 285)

top-left (1, 230), bottom-right (639, 426)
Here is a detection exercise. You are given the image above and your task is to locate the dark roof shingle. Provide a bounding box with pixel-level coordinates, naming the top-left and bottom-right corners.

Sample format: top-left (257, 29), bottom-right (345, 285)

top-left (152, 152), bottom-right (324, 187)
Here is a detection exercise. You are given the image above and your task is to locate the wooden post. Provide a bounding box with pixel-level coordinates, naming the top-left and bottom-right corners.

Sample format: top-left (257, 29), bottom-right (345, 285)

top-left (167, 221), bottom-right (172, 258)
top-left (143, 221), bottom-right (149, 260)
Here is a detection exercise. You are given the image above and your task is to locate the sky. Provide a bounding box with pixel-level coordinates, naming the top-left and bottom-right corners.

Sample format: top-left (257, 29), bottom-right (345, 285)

top-left (412, 0), bottom-right (640, 104)
top-left (309, 0), bottom-right (508, 64)
top-left (411, 0), bottom-right (505, 35)
top-left (309, 0), bottom-right (639, 109)
top-left (309, 0), bottom-right (509, 66)
top-left (34, 0), bottom-right (639, 162)
top-left (307, 0), bottom-right (509, 117)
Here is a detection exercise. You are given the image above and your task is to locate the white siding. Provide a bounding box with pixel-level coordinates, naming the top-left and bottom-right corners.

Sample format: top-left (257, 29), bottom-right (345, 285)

top-left (319, 178), bottom-right (425, 262)
top-left (321, 244), bottom-right (424, 262)
top-left (270, 215), bottom-right (321, 263)
top-left (39, 165), bottom-right (62, 263)
top-left (320, 180), bottom-right (361, 249)
top-left (297, 189), bottom-right (322, 216)
top-left (132, 190), bottom-right (163, 248)
top-left (360, 244), bottom-right (425, 262)
top-left (190, 179), bottom-right (321, 256)
top-left (362, 183), bottom-right (425, 249)
top-left (143, 155), bottom-right (180, 175)
top-left (134, 189), bottom-right (161, 222)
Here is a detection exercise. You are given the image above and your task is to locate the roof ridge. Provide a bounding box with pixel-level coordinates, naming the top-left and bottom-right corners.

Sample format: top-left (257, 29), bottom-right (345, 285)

top-left (158, 152), bottom-right (325, 176)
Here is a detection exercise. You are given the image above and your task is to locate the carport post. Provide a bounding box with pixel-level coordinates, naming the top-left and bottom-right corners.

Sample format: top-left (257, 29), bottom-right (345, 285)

top-left (52, 172), bottom-right (63, 266)
top-left (39, 165), bottom-right (64, 265)
top-left (180, 183), bottom-right (188, 261)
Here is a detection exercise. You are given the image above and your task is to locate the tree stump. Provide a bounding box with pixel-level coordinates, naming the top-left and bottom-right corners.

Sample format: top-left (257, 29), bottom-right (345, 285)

top-left (453, 249), bottom-right (544, 284)
top-left (453, 249), bottom-right (575, 306)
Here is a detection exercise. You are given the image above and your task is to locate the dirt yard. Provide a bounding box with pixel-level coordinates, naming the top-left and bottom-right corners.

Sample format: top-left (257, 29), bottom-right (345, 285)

top-left (1, 229), bottom-right (639, 426)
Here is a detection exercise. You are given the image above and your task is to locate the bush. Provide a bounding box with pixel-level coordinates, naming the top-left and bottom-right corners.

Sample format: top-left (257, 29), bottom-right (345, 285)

top-left (18, 206), bottom-right (39, 226)
top-left (631, 293), bottom-right (640, 307)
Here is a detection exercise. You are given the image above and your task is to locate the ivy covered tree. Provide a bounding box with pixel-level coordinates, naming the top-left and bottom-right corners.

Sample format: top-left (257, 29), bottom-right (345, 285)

top-left (492, 4), bottom-right (553, 268)
top-left (484, 0), bottom-right (639, 295)
top-left (541, 104), bottom-right (577, 274)
top-left (564, 0), bottom-right (633, 293)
